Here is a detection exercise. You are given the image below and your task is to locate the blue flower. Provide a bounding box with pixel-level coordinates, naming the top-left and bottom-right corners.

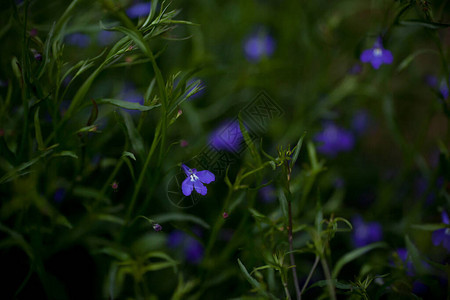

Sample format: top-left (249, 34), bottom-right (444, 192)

top-left (351, 110), bottom-right (370, 135)
top-left (360, 37), bottom-right (393, 69)
top-left (244, 29), bottom-right (276, 62)
top-left (314, 122), bottom-right (354, 157)
top-left (65, 33), bottom-right (91, 48)
top-left (126, 2), bottom-right (151, 19)
top-left (181, 164), bottom-right (215, 196)
top-left (209, 120), bottom-right (244, 152)
top-left (53, 188), bottom-right (66, 203)
top-left (351, 215), bottom-right (383, 248)
top-left (167, 229), bottom-right (204, 264)
top-left (97, 30), bottom-right (118, 46)
top-left (259, 184), bottom-right (276, 203)
top-left (395, 248), bottom-right (415, 276)
top-left (432, 211), bottom-right (450, 252)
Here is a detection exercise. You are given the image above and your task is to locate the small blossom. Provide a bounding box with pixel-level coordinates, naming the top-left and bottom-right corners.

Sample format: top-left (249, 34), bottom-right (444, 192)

top-left (432, 211), bottom-right (450, 252)
top-left (360, 37), bottom-right (393, 69)
top-left (65, 33), bottom-right (91, 48)
top-left (167, 229), bottom-right (204, 264)
top-left (395, 248), bottom-right (415, 276)
top-left (314, 122), bottom-right (354, 157)
top-left (31, 48), bottom-right (42, 61)
top-left (209, 120), bottom-right (244, 152)
top-left (351, 110), bottom-right (370, 135)
top-left (97, 30), bottom-right (118, 46)
top-left (180, 139), bottom-right (188, 147)
top-left (176, 109), bottom-right (183, 118)
top-left (153, 223), bottom-right (162, 232)
top-left (181, 164), bottom-right (215, 196)
top-left (111, 181), bottom-right (118, 191)
top-left (351, 215), bottom-right (383, 248)
top-left (259, 184), bottom-right (276, 203)
top-left (244, 29), bottom-right (276, 62)
top-left (53, 188), bottom-right (66, 203)
top-left (348, 63), bottom-right (363, 75)
top-left (29, 28), bottom-right (38, 37)
top-left (126, 2), bottom-right (151, 19)
top-left (222, 212), bottom-right (229, 219)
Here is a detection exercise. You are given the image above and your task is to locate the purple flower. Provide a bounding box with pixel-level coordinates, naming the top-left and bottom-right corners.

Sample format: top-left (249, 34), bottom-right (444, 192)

top-left (209, 120), bottom-right (244, 152)
top-left (395, 248), bottom-right (415, 276)
top-left (120, 82), bottom-right (144, 114)
top-left (360, 37), bottom-right (393, 69)
top-left (432, 211), bottom-right (450, 252)
top-left (439, 78), bottom-right (449, 99)
top-left (244, 29), bottom-right (276, 62)
top-left (97, 30), bottom-right (118, 46)
top-left (126, 2), bottom-right (151, 19)
top-left (53, 188), bottom-right (66, 203)
top-left (167, 230), bottom-right (204, 264)
top-left (65, 33), bottom-right (91, 48)
top-left (351, 215), bottom-right (383, 248)
top-left (152, 223), bottom-right (162, 231)
top-left (314, 122), bottom-right (354, 157)
top-left (348, 63), bottom-right (363, 75)
top-left (259, 184), bottom-right (276, 203)
top-left (351, 110), bottom-right (370, 135)
top-left (181, 164), bottom-right (215, 196)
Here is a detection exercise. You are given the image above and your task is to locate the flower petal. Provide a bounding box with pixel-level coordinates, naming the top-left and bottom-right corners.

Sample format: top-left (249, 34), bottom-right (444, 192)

top-left (193, 180), bottom-right (207, 195)
top-left (432, 228), bottom-right (445, 246)
top-left (360, 49), bottom-right (373, 63)
top-left (196, 170), bottom-right (215, 184)
top-left (182, 177), bottom-right (194, 196)
top-left (382, 49), bottom-right (393, 64)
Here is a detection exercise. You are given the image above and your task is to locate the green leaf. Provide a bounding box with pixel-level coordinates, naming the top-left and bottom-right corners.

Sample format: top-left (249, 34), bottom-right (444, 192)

top-left (95, 214), bottom-right (125, 225)
top-left (410, 223), bottom-right (447, 231)
top-left (290, 131), bottom-right (306, 168)
top-left (238, 113), bottom-right (258, 159)
top-left (307, 279), bottom-right (354, 291)
top-left (0, 149), bottom-right (53, 184)
top-left (97, 98), bottom-right (160, 111)
top-left (152, 213), bottom-right (210, 229)
top-left (52, 151), bottom-right (78, 159)
top-left (97, 247), bottom-right (130, 261)
top-left (237, 259), bottom-right (277, 300)
top-left (397, 49), bottom-right (437, 72)
top-left (34, 107), bottom-right (45, 151)
top-left (0, 223), bottom-right (34, 259)
top-left (277, 187), bottom-right (289, 221)
top-left (122, 151), bottom-right (136, 161)
top-left (399, 20), bottom-right (450, 29)
top-left (405, 235), bottom-right (427, 275)
top-left (332, 242), bottom-right (386, 278)
top-left (87, 99), bottom-right (99, 126)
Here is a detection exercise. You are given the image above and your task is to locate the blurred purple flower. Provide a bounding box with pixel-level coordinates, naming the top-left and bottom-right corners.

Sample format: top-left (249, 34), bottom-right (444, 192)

top-left (65, 33), bottom-right (91, 48)
top-left (360, 37), bottom-right (393, 69)
top-left (97, 30), bottom-right (118, 46)
top-left (152, 223), bottom-right (162, 231)
top-left (351, 110), bottom-right (370, 135)
top-left (53, 188), bottom-right (66, 203)
top-left (244, 29), bottom-right (276, 62)
top-left (412, 280), bottom-right (428, 296)
top-left (126, 2), bottom-right (151, 19)
top-left (120, 83), bottom-right (144, 114)
top-left (439, 79), bottom-right (449, 99)
top-left (181, 164), bottom-right (215, 196)
top-left (167, 230), bottom-right (204, 264)
top-left (396, 248), bottom-right (415, 276)
top-left (314, 122), bottom-right (354, 157)
top-left (432, 211), bottom-right (450, 252)
top-left (209, 120), bottom-right (244, 152)
top-left (351, 215), bottom-right (383, 248)
top-left (348, 63), bottom-right (363, 75)
top-left (425, 75), bottom-right (438, 88)
top-left (259, 184), bottom-right (276, 203)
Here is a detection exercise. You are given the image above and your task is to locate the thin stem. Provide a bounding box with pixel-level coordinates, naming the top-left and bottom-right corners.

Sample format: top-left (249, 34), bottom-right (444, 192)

top-left (300, 255), bottom-right (319, 295)
top-left (320, 257), bottom-right (336, 300)
top-left (288, 200), bottom-right (301, 300)
top-left (281, 273), bottom-right (292, 300)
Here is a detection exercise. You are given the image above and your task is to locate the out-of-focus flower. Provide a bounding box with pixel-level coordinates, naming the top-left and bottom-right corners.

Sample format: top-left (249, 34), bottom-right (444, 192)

top-left (351, 215), bottom-right (383, 247)
top-left (395, 248), bottom-right (415, 276)
top-left (181, 164), bottom-right (215, 196)
top-left (432, 211), bottom-right (450, 252)
top-left (351, 110), bottom-right (370, 135)
top-left (167, 229), bottom-right (204, 264)
top-left (180, 140), bottom-right (188, 147)
top-left (65, 33), bottom-right (91, 48)
top-left (348, 63), bottom-right (363, 75)
top-left (314, 122), bottom-right (354, 157)
top-left (53, 188), bottom-right (66, 203)
top-left (152, 223), bottom-right (162, 232)
top-left (29, 28), bottom-right (38, 37)
top-left (209, 120), bottom-right (243, 152)
top-left (222, 212), bottom-right (229, 219)
top-left (120, 82), bottom-right (144, 114)
top-left (126, 2), bottom-right (151, 19)
top-left (31, 48), bottom-right (42, 61)
top-left (111, 181), bottom-right (118, 191)
top-left (244, 29), bottom-right (276, 62)
top-left (97, 30), bottom-right (118, 46)
top-left (259, 184), bottom-right (276, 203)
top-left (360, 37), bottom-right (393, 69)
top-left (412, 280), bottom-right (429, 296)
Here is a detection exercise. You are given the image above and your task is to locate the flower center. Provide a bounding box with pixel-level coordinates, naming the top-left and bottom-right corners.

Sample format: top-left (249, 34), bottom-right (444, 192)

top-left (445, 228), bottom-right (450, 235)
top-left (190, 174), bottom-right (199, 182)
top-left (373, 48), bottom-right (382, 57)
